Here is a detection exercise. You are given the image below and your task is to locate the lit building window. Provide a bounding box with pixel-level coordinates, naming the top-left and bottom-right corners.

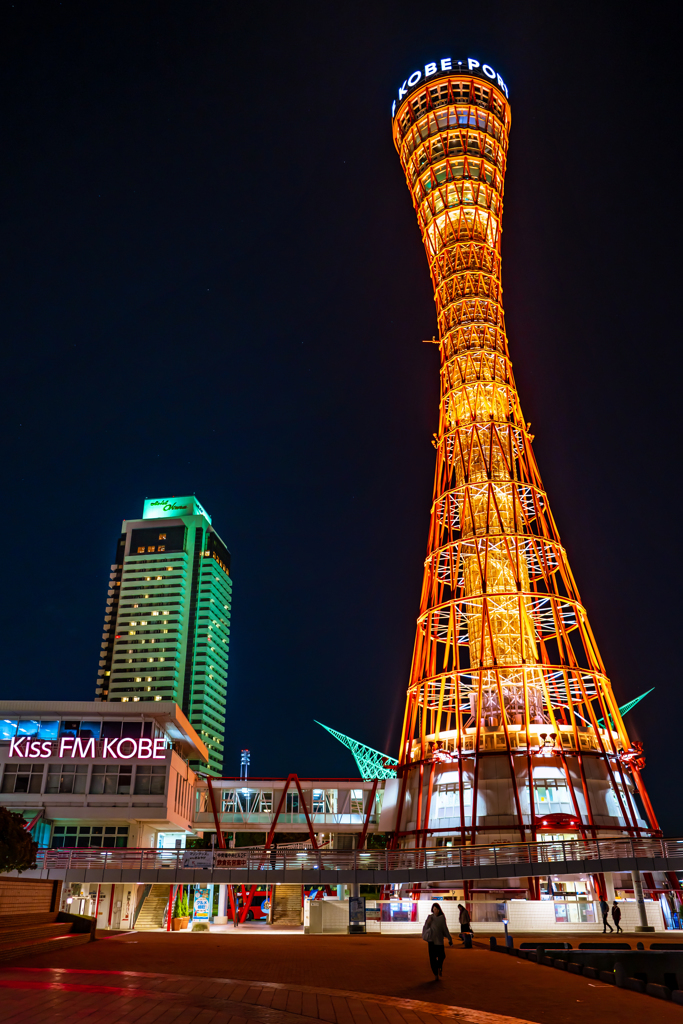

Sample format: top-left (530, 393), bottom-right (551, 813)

top-left (137, 547), bottom-right (145, 554)
top-left (158, 533), bottom-right (166, 540)
top-left (147, 546), bottom-right (155, 553)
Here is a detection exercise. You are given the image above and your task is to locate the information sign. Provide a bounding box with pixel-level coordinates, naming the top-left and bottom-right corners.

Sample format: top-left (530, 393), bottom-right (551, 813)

top-left (182, 849), bottom-right (213, 869)
top-left (214, 851), bottom-right (248, 869)
top-left (193, 886), bottom-right (211, 920)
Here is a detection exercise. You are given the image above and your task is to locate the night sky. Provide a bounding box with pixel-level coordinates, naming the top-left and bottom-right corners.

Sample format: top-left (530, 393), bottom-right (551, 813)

top-left (1, 2), bottom-right (680, 833)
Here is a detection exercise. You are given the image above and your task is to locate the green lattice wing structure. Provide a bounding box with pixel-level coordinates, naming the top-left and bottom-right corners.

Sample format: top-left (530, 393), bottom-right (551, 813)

top-left (597, 688), bottom-right (654, 728)
top-left (315, 721), bottom-right (398, 780)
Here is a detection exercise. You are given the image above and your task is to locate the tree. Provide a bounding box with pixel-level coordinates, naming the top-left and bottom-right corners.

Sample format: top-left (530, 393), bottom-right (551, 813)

top-left (0, 807), bottom-right (38, 874)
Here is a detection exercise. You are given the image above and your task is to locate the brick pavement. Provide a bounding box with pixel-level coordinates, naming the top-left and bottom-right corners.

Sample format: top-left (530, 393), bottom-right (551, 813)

top-left (0, 968), bottom-right (537, 1024)
top-left (1, 930), bottom-right (679, 1024)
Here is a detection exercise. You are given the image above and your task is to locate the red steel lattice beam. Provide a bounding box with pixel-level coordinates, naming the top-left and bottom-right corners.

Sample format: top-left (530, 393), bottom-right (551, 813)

top-left (390, 64), bottom-right (658, 848)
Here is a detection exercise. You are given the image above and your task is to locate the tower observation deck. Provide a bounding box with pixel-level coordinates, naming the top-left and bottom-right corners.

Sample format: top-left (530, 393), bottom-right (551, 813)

top-left (391, 58), bottom-right (658, 847)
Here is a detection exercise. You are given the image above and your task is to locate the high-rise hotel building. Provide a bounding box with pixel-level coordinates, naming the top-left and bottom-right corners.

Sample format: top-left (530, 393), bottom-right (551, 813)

top-left (95, 496), bottom-right (231, 775)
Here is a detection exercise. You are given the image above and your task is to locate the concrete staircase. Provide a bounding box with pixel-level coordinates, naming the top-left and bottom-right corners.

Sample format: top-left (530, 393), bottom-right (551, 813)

top-left (0, 911), bottom-right (92, 962)
top-left (272, 884), bottom-right (302, 926)
top-left (135, 884), bottom-right (171, 931)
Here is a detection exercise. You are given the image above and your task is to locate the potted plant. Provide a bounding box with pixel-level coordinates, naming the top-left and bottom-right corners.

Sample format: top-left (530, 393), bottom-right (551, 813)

top-left (180, 892), bottom-right (190, 929)
top-left (171, 891), bottom-right (183, 931)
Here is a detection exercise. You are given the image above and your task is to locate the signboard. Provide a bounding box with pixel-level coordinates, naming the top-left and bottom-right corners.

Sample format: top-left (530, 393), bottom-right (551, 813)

top-left (392, 57), bottom-right (509, 118)
top-left (366, 907), bottom-right (381, 921)
top-left (182, 850), bottom-right (214, 869)
top-left (214, 851), bottom-right (248, 869)
top-left (8, 736), bottom-right (167, 761)
top-left (143, 496), bottom-right (211, 523)
top-left (193, 886), bottom-right (211, 920)
top-left (349, 895), bottom-right (366, 934)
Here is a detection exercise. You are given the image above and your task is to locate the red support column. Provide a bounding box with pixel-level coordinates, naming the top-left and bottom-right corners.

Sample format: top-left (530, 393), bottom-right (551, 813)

top-left (166, 884), bottom-right (176, 931)
top-left (358, 779), bottom-right (379, 851)
top-left (228, 884), bottom-right (237, 925)
top-left (238, 885), bottom-right (258, 924)
top-left (206, 776), bottom-right (226, 848)
top-left (263, 775), bottom-right (295, 853)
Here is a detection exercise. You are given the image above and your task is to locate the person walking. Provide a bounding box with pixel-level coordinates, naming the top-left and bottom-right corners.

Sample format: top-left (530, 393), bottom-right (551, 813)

top-left (422, 903), bottom-right (452, 979)
top-left (600, 897), bottom-right (613, 933)
top-left (611, 900), bottom-right (623, 934)
top-left (458, 903), bottom-right (473, 943)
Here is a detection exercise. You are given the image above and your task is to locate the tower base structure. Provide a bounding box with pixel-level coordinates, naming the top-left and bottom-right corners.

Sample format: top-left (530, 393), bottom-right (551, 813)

top-left (392, 744), bottom-right (651, 851)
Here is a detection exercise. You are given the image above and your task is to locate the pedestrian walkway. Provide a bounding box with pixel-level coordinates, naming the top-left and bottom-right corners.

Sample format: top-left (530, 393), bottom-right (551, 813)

top-left (0, 967), bottom-right (537, 1024)
top-left (1, 931), bottom-right (678, 1024)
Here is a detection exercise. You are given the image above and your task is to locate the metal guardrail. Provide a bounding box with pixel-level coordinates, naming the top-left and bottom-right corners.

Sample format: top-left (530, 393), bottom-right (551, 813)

top-left (34, 836), bottom-right (683, 874)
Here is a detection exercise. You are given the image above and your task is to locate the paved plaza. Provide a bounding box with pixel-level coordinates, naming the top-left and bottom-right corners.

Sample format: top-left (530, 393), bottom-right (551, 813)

top-left (0, 929), bottom-right (678, 1024)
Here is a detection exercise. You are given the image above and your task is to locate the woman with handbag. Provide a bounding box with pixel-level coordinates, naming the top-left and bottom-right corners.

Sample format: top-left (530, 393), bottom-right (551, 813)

top-left (422, 902), bottom-right (453, 979)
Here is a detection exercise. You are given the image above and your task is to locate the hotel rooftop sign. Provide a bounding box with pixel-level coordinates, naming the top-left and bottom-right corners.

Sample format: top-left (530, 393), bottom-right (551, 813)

top-left (142, 495), bottom-right (211, 523)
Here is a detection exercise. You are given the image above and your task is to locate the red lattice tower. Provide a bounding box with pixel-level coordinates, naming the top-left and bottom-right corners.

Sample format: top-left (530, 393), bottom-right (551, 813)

top-left (391, 61), bottom-right (658, 846)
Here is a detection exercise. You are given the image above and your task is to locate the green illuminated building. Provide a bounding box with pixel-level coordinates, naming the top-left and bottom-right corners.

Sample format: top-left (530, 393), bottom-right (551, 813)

top-left (95, 496), bottom-right (231, 774)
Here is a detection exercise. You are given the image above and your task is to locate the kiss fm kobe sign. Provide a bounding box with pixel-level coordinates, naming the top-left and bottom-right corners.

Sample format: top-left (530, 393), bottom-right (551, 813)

top-left (8, 736), bottom-right (167, 760)
top-left (392, 57), bottom-right (509, 117)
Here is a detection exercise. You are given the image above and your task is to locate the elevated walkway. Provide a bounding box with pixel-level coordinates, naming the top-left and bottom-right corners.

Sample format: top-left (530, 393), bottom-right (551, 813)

top-left (12, 836), bottom-right (683, 885)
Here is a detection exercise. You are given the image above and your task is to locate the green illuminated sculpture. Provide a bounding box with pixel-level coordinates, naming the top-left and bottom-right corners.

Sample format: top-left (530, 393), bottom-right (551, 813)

top-left (315, 721), bottom-right (397, 780)
top-left (596, 688), bottom-right (654, 728)
top-left (317, 690), bottom-right (652, 777)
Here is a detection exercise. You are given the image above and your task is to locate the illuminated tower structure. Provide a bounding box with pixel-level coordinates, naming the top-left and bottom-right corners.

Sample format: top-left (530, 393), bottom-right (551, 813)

top-left (391, 58), bottom-right (658, 846)
top-left (95, 496), bottom-right (231, 775)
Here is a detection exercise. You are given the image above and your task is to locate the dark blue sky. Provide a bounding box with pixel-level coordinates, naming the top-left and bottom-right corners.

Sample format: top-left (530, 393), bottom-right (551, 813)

top-left (0, 1), bottom-right (680, 832)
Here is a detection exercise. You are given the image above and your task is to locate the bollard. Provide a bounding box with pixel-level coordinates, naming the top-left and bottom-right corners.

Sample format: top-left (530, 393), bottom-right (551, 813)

top-left (463, 932), bottom-right (473, 949)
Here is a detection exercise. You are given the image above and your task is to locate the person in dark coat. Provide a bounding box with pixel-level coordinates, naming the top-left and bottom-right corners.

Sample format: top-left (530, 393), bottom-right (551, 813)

top-left (458, 903), bottom-right (473, 942)
top-left (600, 898), bottom-right (613, 933)
top-left (611, 900), bottom-right (623, 934)
top-left (423, 903), bottom-right (452, 979)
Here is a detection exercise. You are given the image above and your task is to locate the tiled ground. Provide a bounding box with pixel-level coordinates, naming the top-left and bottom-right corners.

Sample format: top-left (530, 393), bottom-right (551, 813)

top-left (0, 968), bottom-right (540, 1024)
top-left (1, 930), bottom-right (678, 1024)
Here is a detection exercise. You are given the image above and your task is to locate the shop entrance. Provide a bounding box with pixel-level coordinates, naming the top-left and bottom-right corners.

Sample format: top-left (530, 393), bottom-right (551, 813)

top-left (157, 832), bottom-right (187, 849)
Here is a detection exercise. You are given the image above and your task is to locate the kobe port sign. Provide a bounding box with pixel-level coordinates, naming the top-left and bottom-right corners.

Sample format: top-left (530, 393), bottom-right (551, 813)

top-left (8, 736), bottom-right (167, 760)
top-left (392, 57), bottom-right (509, 117)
